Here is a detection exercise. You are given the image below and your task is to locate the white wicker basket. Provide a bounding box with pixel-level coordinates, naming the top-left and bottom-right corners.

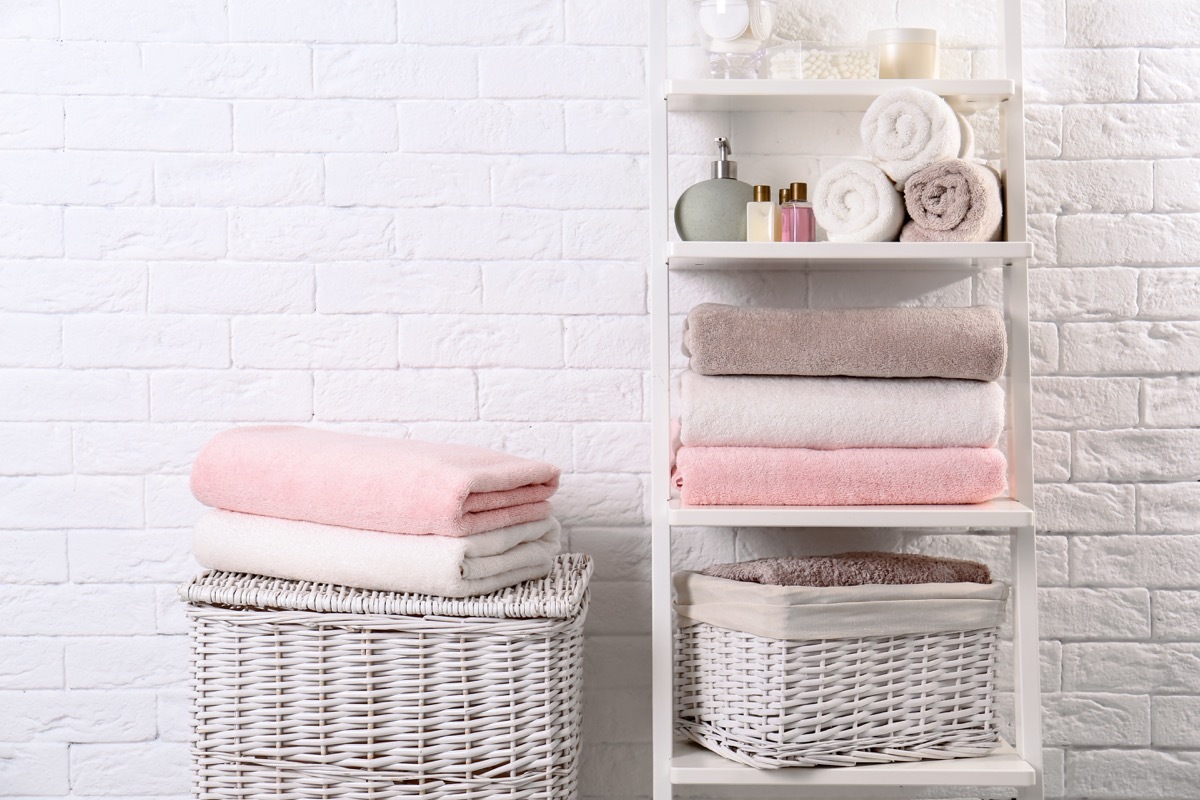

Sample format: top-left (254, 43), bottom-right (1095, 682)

top-left (181, 553), bottom-right (591, 800)
top-left (674, 572), bottom-right (1006, 769)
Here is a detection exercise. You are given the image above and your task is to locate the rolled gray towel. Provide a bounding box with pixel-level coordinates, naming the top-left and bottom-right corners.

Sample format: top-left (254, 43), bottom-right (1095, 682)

top-left (701, 552), bottom-right (992, 587)
top-left (901, 158), bottom-right (1004, 243)
top-left (682, 303), bottom-right (1008, 381)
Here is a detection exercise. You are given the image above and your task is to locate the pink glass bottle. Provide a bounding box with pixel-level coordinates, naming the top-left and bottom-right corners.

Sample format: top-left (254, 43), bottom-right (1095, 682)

top-left (781, 181), bottom-right (816, 242)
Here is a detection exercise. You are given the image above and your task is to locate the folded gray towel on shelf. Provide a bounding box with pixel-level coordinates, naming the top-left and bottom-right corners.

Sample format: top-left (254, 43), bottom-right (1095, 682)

top-left (682, 303), bottom-right (1008, 381)
top-left (901, 158), bottom-right (1004, 243)
top-left (701, 551), bottom-right (992, 587)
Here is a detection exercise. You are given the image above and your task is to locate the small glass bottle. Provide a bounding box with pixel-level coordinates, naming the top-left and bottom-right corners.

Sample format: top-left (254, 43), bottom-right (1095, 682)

top-left (781, 181), bottom-right (816, 242)
top-left (745, 184), bottom-right (776, 242)
top-left (775, 187), bottom-right (789, 241)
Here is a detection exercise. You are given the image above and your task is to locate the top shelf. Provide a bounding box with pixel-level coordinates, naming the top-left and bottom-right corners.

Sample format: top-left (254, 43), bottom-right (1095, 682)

top-left (665, 79), bottom-right (1015, 112)
top-left (667, 241), bottom-right (1033, 269)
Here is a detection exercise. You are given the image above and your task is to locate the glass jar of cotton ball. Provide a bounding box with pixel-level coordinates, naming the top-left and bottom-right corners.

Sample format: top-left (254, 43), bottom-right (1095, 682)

top-left (766, 42), bottom-right (878, 80)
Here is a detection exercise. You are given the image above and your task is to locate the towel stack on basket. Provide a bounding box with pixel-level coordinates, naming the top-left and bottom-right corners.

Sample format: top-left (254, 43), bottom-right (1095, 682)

top-left (181, 425), bottom-right (591, 799)
top-left (675, 551), bottom-right (1007, 768)
top-left (674, 303), bottom-right (1010, 506)
top-left (813, 87), bottom-right (1004, 243)
top-left (190, 425), bottom-right (564, 597)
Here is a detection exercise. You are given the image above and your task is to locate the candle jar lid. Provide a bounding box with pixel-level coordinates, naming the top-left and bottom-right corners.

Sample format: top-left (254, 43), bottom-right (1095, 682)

top-left (868, 28), bottom-right (938, 45)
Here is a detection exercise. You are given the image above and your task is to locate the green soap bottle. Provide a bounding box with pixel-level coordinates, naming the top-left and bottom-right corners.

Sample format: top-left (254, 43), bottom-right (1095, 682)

top-left (674, 137), bottom-right (754, 242)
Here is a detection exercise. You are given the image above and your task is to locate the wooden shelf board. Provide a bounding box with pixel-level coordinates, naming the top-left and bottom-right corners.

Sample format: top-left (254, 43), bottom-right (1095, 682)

top-left (666, 241), bottom-right (1033, 270)
top-left (671, 740), bottom-right (1037, 787)
top-left (667, 498), bottom-right (1034, 528)
top-left (665, 79), bottom-right (1016, 112)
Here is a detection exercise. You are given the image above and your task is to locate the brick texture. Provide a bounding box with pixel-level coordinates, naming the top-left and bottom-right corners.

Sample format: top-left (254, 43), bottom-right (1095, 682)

top-left (0, 1), bottom-right (1197, 798)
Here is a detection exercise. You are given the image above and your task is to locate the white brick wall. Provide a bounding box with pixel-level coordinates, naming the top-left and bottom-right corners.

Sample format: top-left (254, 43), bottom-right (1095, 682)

top-left (0, 1), bottom-right (1196, 798)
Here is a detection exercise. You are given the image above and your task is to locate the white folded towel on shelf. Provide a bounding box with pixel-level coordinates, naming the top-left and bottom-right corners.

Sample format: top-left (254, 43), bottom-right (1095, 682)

top-left (813, 159), bottom-right (905, 242)
top-left (194, 510), bottom-right (561, 597)
top-left (679, 371), bottom-right (1006, 449)
top-left (861, 87), bottom-right (962, 186)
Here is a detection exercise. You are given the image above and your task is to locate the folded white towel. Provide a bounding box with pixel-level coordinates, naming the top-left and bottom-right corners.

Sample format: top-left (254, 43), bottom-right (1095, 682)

top-left (194, 510), bottom-right (561, 597)
top-left (813, 160), bottom-right (905, 242)
top-left (679, 371), bottom-right (1005, 449)
top-left (861, 87), bottom-right (962, 186)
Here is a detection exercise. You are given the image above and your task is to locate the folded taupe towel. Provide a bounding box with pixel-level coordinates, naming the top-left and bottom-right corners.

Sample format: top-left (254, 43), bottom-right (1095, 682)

top-left (701, 552), bottom-right (991, 587)
top-left (900, 158), bottom-right (1004, 243)
top-left (682, 303), bottom-right (1007, 381)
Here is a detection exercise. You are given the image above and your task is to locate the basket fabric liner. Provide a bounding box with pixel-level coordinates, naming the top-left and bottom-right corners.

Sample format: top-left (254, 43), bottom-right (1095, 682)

top-left (673, 570), bottom-right (1007, 640)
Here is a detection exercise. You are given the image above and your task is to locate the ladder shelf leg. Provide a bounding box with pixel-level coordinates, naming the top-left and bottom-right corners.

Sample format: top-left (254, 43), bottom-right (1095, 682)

top-left (1012, 525), bottom-right (1044, 800)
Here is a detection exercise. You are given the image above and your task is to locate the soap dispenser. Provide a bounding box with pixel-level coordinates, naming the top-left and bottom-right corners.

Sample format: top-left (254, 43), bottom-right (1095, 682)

top-left (674, 137), bottom-right (754, 241)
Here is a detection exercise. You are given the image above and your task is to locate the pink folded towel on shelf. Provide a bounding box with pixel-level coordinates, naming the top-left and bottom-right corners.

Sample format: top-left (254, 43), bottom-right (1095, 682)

top-left (673, 446), bottom-right (1007, 506)
top-left (191, 426), bottom-right (560, 536)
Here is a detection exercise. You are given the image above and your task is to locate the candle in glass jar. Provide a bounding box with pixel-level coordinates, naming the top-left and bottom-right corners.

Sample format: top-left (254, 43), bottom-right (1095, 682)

top-left (868, 28), bottom-right (939, 79)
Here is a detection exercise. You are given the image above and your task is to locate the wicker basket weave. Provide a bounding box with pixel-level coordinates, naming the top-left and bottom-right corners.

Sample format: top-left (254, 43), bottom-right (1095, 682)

top-left (675, 580), bottom-right (1003, 769)
top-left (181, 553), bottom-right (591, 800)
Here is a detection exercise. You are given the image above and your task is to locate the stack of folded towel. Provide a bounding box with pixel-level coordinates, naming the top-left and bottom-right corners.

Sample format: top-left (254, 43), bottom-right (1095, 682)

top-left (189, 426), bottom-right (563, 597)
top-left (673, 303), bottom-right (1009, 507)
top-left (813, 87), bottom-right (1002, 243)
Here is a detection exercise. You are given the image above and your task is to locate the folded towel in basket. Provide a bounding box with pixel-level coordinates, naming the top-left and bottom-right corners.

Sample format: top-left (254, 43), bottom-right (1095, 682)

top-left (861, 87), bottom-right (961, 186)
top-left (702, 551), bottom-right (991, 587)
top-left (194, 510), bottom-right (562, 597)
top-left (673, 446), bottom-right (1007, 506)
top-left (680, 371), bottom-right (1005, 449)
top-left (900, 158), bottom-right (1004, 243)
top-left (192, 426), bottom-right (560, 536)
top-left (813, 159), bottom-right (905, 243)
top-left (682, 303), bottom-right (1007, 381)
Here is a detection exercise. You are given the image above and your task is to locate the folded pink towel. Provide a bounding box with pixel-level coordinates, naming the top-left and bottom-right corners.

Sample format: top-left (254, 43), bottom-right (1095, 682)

top-left (191, 426), bottom-right (560, 536)
top-left (673, 446), bottom-right (1007, 506)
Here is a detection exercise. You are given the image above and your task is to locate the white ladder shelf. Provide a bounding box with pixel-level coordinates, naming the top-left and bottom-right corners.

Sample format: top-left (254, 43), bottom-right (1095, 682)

top-left (646, 2), bottom-right (1043, 798)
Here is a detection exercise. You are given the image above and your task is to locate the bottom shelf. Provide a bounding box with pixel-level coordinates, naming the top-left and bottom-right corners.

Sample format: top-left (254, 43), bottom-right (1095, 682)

top-left (670, 740), bottom-right (1037, 787)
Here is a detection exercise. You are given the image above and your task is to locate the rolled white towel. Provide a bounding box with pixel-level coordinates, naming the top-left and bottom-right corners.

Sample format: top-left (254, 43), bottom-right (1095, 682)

top-left (861, 87), bottom-right (962, 186)
top-left (813, 159), bottom-right (905, 242)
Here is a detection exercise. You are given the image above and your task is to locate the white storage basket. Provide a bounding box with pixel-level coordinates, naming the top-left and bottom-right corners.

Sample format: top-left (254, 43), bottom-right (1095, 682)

top-left (180, 553), bottom-right (591, 800)
top-left (673, 570), bottom-right (1007, 769)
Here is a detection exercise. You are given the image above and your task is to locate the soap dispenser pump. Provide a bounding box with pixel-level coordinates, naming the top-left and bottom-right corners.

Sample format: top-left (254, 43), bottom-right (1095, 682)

top-left (674, 137), bottom-right (754, 242)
